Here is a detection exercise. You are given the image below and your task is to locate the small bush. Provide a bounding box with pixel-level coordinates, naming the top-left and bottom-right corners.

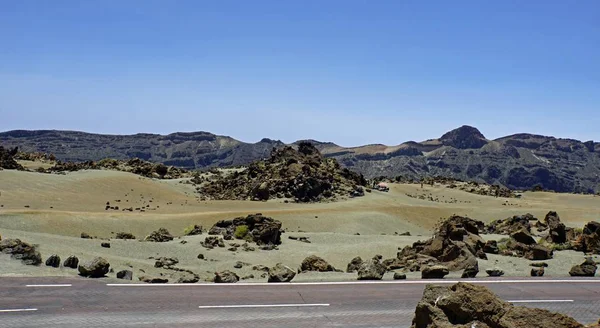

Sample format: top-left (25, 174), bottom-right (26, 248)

top-left (234, 225), bottom-right (249, 239)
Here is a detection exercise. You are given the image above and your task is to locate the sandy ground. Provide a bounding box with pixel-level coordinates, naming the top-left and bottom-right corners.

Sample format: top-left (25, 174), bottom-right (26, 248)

top-left (1, 169), bottom-right (599, 282)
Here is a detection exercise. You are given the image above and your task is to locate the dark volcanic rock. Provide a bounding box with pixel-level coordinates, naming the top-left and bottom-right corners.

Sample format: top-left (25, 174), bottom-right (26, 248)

top-left (78, 257), bottom-right (110, 278)
top-left (0, 239), bottom-right (42, 265)
top-left (214, 270), bottom-right (239, 283)
top-left (511, 229), bottom-right (536, 245)
top-left (411, 282), bottom-right (584, 328)
top-left (439, 125), bottom-right (488, 149)
top-left (461, 262), bottom-right (479, 278)
top-left (139, 276), bottom-right (168, 284)
top-left (393, 272), bottom-right (407, 280)
top-left (144, 228), bottom-right (173, 242)
top-left (154, 257), bottom-right (179, 268)
top-left (300, 255), bottom-right (337, 272)
top-left (0, 146), bottom-right (23, 170)
top-left (421, 265), bottom-right (449, 279)
top-left (346, 256), bottom-right (363, 273)
top-left (544, 211), bottom-right (567, 244)
top-left (199, 143), bottom-right (366, 202)
top-left (208, 214), bottom-right (282, 245)
top-left (63, 256), bottom-right (79, 269)
top-left (116, 270), bottom-right (133, 280)
top-left (268, 263), bottom-right (296, 283)
top-left (115, 232), bottom-right (136, 240)
top-left (573, 221), bottom-right (600, 254)
top-left (569, 258), bottom-right (597, 277)
top-left (485, 213), bottom-right (535, 234)
top-left (531, 267), bottom-right (545, 277)
top-left (201, 236), bottom-right (225, 249)
top-left (357, 258), bottom-right (386, 280)
top-left (483, 240), bottom-right (499, 254)
top-left (45, 254), bottom-right (61, 268)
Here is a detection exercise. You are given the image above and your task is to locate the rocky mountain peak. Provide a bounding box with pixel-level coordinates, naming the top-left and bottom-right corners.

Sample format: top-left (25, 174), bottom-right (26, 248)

top-left (440, 125), bottom-right (488, 149)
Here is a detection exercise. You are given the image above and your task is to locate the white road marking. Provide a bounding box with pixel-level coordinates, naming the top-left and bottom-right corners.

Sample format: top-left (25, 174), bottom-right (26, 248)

top-left (107, 279), bottom-right (600, 287)
top-left (198, 303), bottom-right (329, 309)
top-left (0, 308), bottom-right (38, 313)
top-left (26, 284), bottom-right (72, 287)
top-left (509, 300), bottom-right (574, 303)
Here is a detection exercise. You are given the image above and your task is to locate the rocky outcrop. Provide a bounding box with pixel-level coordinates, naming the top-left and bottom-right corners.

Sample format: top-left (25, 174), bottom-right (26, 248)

top-left (117, 270), bottom-right (133, 280)
top-left (569, 258), bottom-right (597, 277)
top-left (144, 228), bottom-right (173, 242)
top-left (543, 211), bottom-right (567, 244)
top-left (0, 239), bottom-right (42, 265)
top-left (346, 256), bottom-right (363, 273)
top-left (485, 213), bottom-right (535, 235)
top-left (300, 255), bottom-right (337, 272)
top-left (63, 256), bottom-right (79, 269)
top-left (268, 263), bottom-right (296, 283)
top-left (115, 232), bottom-right (136, 240)
top-left (44, 157), bottom-right (188, 179)
top-left (421, 265), bottom-right (449, 279)
top-left (357, 257), bottom-right (386, 280)
top-left (214, 270), bottom-right (239, 283)
top-left (0, 146), bottom-right (23, 170)
top-left (201, 236), bottom-right (225, 249)
top-left (78, 257), bottom-right (110, 278)
top-left (411, 282), bottom-right (584, 328)
top-left (208, 214), bottom-right (282, 245)
top-left (384, 216), bottom-right (486, 273)
top-left (573, 221), bottom-right (600, 254)
top-left (199, 143), bottom-right (366, 202)
top-left (45, 254), bottom-right (61, 268)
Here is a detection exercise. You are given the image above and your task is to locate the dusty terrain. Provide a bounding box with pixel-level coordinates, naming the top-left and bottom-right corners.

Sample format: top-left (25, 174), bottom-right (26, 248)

top-left (1, 168), bottom-right (599, 282)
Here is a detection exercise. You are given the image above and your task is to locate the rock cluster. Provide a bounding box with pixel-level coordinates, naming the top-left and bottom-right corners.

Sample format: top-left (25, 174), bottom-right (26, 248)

top-left (144, 228), bottom-right (173, 242)
top-left (208, 214), bottom-right (283, 245)
top-left (411, 282), bottom-right (585, 328)
top-left (199, 142), bottom-right (367, 202)
top-left (43, 158), bottom-right (188, 179)
top-left (573, 221), bottom-right (600, 254)
top-left (0, 239), bottom-right (42, 265)
top-left (485, 213), bottom-right (536, 235)
top-left (0, 146), bottom-right (23, 170)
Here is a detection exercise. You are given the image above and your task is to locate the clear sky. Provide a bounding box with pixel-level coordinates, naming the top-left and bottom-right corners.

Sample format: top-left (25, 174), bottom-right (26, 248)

top-left (1, 1), bottom-right (598, 146)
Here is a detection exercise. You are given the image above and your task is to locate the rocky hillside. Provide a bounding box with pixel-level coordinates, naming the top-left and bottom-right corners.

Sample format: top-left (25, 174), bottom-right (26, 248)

top-left (2, 126), bottom-right (599, 193)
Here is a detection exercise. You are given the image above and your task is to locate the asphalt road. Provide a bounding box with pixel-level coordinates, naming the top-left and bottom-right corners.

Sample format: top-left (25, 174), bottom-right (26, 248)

top-left (1, 277), bottom-right (600, 328)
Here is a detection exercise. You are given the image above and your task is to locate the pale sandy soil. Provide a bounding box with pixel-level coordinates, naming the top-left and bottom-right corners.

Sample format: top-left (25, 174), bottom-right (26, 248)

top-left (1, 169), bottom-right (599, 282)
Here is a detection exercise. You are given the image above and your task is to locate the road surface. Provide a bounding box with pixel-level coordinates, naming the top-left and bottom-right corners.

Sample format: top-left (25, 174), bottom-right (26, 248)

top-left (1, 277), bottom-right (600, 327)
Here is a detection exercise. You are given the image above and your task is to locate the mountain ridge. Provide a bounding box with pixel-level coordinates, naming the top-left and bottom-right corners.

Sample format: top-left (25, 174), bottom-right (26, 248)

top-left (1, 126), bottom-right (599, 193)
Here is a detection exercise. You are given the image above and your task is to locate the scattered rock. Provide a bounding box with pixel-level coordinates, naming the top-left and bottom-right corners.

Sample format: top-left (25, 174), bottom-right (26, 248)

top-left (530, 262), bottom-right (548, 267)
top-left (461, 262), bottom-right (479, 278)
top-left (511, 229), bottom-right (536, 245)
top-left (78, 257), bottom-right (110, 278)
top-left (483, 240), bottom-right (499, 254)
top-left (115, 232), bottom-right (136, 240)
top-left (241, 274), bottom-right (255, 280)
top-left (144, 228), bottom-right (173, 242)
top-left (569, 258), bottom-right (597, 277)
top-left (346, 256), bottom-right (363, 273)
top-left (45, 254), bottom-right (61, 268)
top-left (300, 255), bottom-right (337, 272)
top-left (421, 265), bottom-right (449, 279)
top-left (154, 257), bottom-right (179, 268)
top-left (197, 254), bottom-right (205, 260)
top-left (184, 224), bottom-right (203, 236)
top-left (176, 272), bottom-right (200, 283)
top-left (357, 258), bottom-right (386, 280)
top-left (80, 232), bottom-right (91, 239)
top-left (252, 265), bottom-right (269, 272)
top-left (393, 272), bottom-right (407, 280)
top-left (268, 263), bottom-right (296, 283)
top-left (101, 242), bottom-right (111, 248)
top-left (531, 267), bottom-right (545, 277)
top-left (202, 236), bottom-right (225, 249)
top-left (288, 236), bottom-right (311, 243)
top-left (0, 239), bottom-right (42, 265)
top-left (543, 211), bottom-right (567, 244)
top-left (486, 268), bottom-right (504, 277)
top-left (139, 276), bottom-right (168, 283)
top-left (116, 270), bottom-right (133, 280)
top-left (214, 270), bottom-right (239, 283)
top-left (411, 282), bottom-right (585, 328)
top-left (63, 256), bottom-right (79, 269)
top-left (233, 261), bottom-right (244, 269)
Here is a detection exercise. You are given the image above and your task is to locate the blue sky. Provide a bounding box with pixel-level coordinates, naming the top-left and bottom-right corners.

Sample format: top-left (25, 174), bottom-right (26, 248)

top-left (1, 1), bottom-right (598, 146)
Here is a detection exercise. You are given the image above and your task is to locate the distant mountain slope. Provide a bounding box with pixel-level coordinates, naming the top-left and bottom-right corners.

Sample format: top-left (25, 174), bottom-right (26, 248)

top-left (1, 126), bottom-right (599, 193)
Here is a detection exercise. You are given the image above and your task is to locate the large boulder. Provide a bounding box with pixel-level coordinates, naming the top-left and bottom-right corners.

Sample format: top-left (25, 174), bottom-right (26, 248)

top-left (300, 255), bottom-right (337, 272)
top-left (461, 262), bottom-right (479, 278)
top-left (208, 214), bottom-right (282, 245)
top-left (346, 256), bottom-right (363, 273)
top-left (573, 221), bottom-right (600, 254)
top-left (511, 229), bottom-right (536, 245)
top-left (357, 258), bottom-right (386, 280)
top-left (483, 240), bottom-right (499, 254)
top-left (63, 256), bottom-right (79, 269)
top-left (569, 258), bottom-right (597, 277)
top-left (0, 239), bottom-right (42, 265)
top-left (544, 211), bottom-right (567, 244)
top-left (45, 254), bottom-right (61, 268)
top-left (411, 282), bottom-right (584, 328)
top-left (116, 270), bottom-right (133, 280)
top-left (214, 270), bottom-right (239, 283)
top-left (268, 263), bottom-right (296, 283)
top-left (421, 265), bottom-right (449, 279)
top-left (144, 228), bottom-right (173, 242)
top-left (78, 257), bottom-right (110, 278)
